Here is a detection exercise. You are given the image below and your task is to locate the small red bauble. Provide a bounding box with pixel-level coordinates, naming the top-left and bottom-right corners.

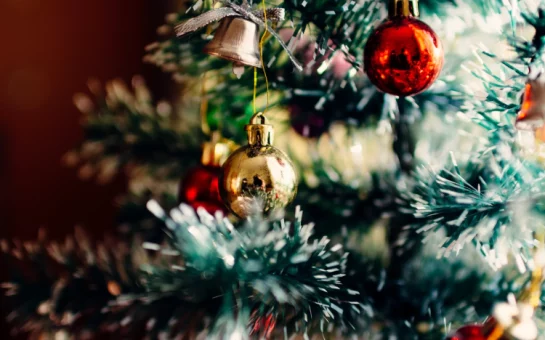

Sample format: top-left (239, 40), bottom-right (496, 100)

top-left (446, 325), bottom-right (486, 340)
top-left (179, 165), bottom-right (226, 214)
top-left (289, 102), bottom-right (329, 139)
top-left (364, 16), bottom-right (444, 97)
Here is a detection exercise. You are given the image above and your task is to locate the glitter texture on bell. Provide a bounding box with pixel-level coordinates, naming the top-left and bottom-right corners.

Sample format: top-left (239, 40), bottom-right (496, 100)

top-left (364, 0), bottom-right (444, 97)
top-left (219, 113), bottom-right (298, 219)
top-left (204, 17), bottom-right (262, 68)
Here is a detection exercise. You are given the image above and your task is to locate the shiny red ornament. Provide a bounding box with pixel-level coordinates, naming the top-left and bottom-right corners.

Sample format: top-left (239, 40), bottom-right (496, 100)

top-left (289, 102), bottom-right (329, 138)
top-left (179, 165), bottom-right (226, 214)
top-left (364, 16), bottom-right (444, 97)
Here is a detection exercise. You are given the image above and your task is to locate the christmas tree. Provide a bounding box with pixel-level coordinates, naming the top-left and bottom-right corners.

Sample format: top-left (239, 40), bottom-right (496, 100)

top-left (4, 0), bottom-right (545, 338)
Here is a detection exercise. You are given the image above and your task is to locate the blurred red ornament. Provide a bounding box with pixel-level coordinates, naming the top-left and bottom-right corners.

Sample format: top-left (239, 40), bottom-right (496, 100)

top-left (364, 0), bottom-right (443, 97)
top-left (446, 325), bottom-right (486, 340)
top-left (446, 322), bottom-right (510, 340)
top-left (179, 165), bottom-right (226, 214)
top-left (251, 314), bottom-right (277, 339)
top-left (179, 134), bottom-right (234, 214)
top-left (291, 112), bottom-right (327, 138)
top-left (289, 102), bottom-right (329, 138)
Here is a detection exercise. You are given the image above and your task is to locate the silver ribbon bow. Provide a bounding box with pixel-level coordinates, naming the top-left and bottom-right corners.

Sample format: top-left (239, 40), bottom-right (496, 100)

top-left (175, 2), bottom-right (302, 71)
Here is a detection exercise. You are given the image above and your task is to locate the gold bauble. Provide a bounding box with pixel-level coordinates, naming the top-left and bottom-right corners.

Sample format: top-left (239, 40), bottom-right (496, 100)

top-left (220, 113), bottom-right (297, 218)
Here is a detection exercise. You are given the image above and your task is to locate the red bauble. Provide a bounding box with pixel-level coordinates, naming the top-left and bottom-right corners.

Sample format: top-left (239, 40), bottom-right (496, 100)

top-left (179, 165), bottom-right (226, 213)
top-left (446, 325), bottom-right (486, 340)
top-left (364, 16), bottom-right (444, 97)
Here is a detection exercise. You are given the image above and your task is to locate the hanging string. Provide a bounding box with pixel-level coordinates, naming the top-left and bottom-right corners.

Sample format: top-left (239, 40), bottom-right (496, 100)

top-left (259, 0), bottom-right (270, 114)
top-left (252, 0), bottom-right (271, 115)
top-left (200, 73), bottom-right (211, 136)
top-left (253, 67), bottom-right (258, 114)
top-left (200, 23), bottom-right (216, 136)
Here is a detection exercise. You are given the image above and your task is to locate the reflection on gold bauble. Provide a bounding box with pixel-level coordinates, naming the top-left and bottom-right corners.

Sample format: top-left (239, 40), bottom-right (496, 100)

top-left (219, 113), bottom-right (297, 218)
top-left (220, 145), bottom-right (297, 218)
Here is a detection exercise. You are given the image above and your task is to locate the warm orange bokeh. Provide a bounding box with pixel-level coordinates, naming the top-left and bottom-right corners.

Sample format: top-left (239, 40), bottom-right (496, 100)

top-left (517, 83), bottom-right (534, 122)
top-left (516, 82), bottom-right (545, 131)
top-left (364, 16), bottom-right (444, 96)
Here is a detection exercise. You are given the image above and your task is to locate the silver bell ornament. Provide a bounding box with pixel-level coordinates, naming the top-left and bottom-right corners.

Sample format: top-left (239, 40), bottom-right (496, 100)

top-left (203, 17), bottom-right (261, 68)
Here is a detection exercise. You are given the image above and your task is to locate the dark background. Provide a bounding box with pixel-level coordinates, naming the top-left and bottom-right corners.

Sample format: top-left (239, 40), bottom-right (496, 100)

top-left (0, 0), bottom-right (172, 337)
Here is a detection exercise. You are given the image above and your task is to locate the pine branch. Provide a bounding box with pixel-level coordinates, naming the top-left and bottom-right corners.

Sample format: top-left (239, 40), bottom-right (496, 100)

top-left (66, 77), bottom-right (201, 183)
top-left (462, 4), bottom-right (545, 146)
top-left (399, 156), bottom-right (545, 264)
top-left (1, 227), bottom-right (222, 339)
top-left (461, 51), bottom-right (523, 144)
top-left (327, 228), bottom-right (525, 338)
top-left (418, 0), bottom-right (504, 16)
top-left (281, 0), bottom-right (382, 60)
top-left (3, 210), bottom-right (531, 339)
top-left (144, 202), bottom-right (361, 337)
top-left (509, 7), bottom-right (545, 69)
top-left (2, 228), bottom-right (145, 337)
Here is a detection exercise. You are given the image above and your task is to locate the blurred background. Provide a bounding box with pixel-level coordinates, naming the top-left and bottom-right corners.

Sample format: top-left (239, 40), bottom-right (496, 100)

top-left (0, 0), bottom-right (171, 336)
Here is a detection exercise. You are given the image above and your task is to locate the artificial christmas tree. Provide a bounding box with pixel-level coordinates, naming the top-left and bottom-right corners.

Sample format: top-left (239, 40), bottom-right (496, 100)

top-left (5, 0), bottom-right (545, 338)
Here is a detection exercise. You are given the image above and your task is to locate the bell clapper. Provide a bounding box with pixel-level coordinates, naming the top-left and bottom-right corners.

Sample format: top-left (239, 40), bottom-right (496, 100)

top-left (233, 62), bottom-right (245, 78)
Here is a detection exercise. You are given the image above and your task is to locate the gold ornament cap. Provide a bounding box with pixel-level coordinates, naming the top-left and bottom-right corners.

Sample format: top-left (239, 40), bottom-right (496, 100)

top-left (245, 112), bottom-right (274, 146)
top-left (389, 0), bottom-right (419, 17)
top-left (201, 131), bottom-right (235, 167)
